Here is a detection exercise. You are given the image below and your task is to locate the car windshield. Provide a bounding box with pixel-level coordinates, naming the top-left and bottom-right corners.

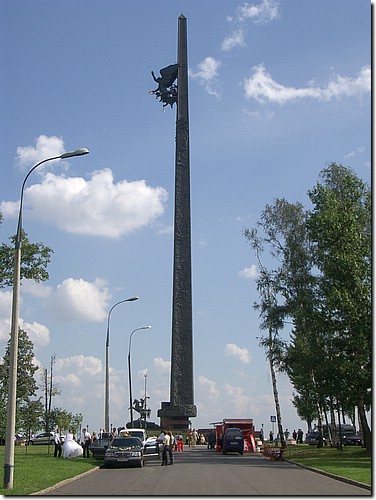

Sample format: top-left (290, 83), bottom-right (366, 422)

top-left (130, 431), bottom-right (144, 439)
top-left (91, 437), bottom-right (110, 445)
top-left (110, 437), bottom-right (141, 448)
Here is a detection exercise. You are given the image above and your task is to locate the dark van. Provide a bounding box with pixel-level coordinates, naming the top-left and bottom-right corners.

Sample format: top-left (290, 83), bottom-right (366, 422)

top-left (222, 428), bottom-right (244, 455)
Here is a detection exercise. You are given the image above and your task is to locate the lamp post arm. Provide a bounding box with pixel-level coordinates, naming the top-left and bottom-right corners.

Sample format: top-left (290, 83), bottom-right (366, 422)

top-left (127, 326), bottom-right (151, 427)
top-left (15, 155), bottom-right (62, 248)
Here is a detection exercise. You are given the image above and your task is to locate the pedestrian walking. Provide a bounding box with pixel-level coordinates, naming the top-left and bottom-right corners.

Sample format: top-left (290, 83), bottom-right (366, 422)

top-left (53, 428), bottom-right (62, 458)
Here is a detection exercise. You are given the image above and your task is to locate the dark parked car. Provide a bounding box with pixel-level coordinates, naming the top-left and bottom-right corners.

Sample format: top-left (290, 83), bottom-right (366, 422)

top-left (342, 433), bottom-right (362, 446)
top-left (305, 431), bottom-right (327, 446)
top-left (89, 435), bottom-right (113, 459)
top-left (222, 428), bottom-right (244, 455)
top-left (104, 436), bottom-right (145, 468)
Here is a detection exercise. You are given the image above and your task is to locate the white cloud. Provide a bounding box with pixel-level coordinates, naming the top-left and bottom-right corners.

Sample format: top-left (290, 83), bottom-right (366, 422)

top-left (243, 64), bottom-right (371, 104)
top-left (223, 383), bottom-right (251, 414)
top-left (221, 29), bottom-right (246, 51)
top-left (223, 0), bottom-right (280, 51)
top-left (56, 354), bottom-right (103, 377)
top-left (152, 357), bottom-right (171, 374)
top-left (0, 291), bottom-right (12, 342)
top-left (344, 146), bottom-right (365, 159)
top-left (237, 0), bottom-right (280, 24)
top-left (224, 343), bottom-right (251, 364)
top-left (197, 374), bottom-right (220, 399)
top-left (16, 135), bottom-right (66, 170)
top-left (238, 265), bottom-right (259, 279)
top-left (157, 224), bottom-right (173, 235)
top-left (1, 168), bottom-right (168, 238)
top-left (22, 279), bottom-right (53, 298)
top-left (0, 290), bottom-right (50, 348)
top-left (46, 277), bottom-right (111, 323)
top-left (189, 57), bottom-right (222, 97)
top-left (21, 320), bottom-right (50, 348)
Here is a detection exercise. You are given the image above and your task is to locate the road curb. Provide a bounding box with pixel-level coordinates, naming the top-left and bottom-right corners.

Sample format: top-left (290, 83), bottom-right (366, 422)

top-left (285, 459), bottom-right (371, 491)
top-left (31, 466), bottom-right (100, 495)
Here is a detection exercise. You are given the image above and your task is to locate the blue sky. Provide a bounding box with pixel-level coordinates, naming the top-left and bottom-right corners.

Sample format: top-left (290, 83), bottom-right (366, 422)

top-left (0, 0), bottom-right (370, 436)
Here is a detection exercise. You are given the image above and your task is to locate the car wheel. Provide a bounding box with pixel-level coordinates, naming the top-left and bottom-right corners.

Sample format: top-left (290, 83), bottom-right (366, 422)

top-left (138, 459), bottom-right (144, 468)
top-left (240, 451), bottom-right (243, 455)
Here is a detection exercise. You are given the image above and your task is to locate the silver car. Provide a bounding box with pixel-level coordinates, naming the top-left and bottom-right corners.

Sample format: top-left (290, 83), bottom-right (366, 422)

top-left (30, 432), bottom-right (55, 445)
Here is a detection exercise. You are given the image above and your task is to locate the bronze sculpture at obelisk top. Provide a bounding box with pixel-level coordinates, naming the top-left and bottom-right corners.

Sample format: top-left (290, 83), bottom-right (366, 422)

top-left (151, 15), bottom-right (197, 430)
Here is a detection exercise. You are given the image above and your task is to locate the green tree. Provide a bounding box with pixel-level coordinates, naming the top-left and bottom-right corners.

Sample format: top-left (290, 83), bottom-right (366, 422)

top-left (244, 199), bottom-right (319, 442)
top-left (18, 398), bottom-right (44, 439)
top-left (244, 166), bottom-right (371, 453)
top-left (0, 328), bottom-right (39, 431)
top-left (307, 163), bottom-right (371, 453)
top-left (243, 227), bottom-right (287, 448)
top-left (0, 229), bottom-right (53, 288)
top-left (49, 408), bottom-right (74, 434)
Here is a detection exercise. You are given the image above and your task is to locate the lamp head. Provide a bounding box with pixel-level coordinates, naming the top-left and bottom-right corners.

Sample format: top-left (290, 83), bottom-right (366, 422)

top-left (60, 148), bottom-right (89, 159)
top-left (126, 296), bottom-right (139, 302)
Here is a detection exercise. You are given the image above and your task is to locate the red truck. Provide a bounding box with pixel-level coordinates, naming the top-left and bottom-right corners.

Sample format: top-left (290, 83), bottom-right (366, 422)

top-left (211, 419), bottom-right (256, 453)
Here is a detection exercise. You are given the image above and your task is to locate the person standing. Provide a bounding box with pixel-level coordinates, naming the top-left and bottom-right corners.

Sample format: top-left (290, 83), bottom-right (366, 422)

top-left (161, 430), bottom-right (170, 465)
top-left (82, 428), bottom-right (91, 458)
top-left (53, 428), bottom-right (62, 458)
top-left (63, 429), bottom-right (83, 458)
top-left (168, 431), bottom-right (175, 465)
top-left (297, 428), bottom-right (304, 444)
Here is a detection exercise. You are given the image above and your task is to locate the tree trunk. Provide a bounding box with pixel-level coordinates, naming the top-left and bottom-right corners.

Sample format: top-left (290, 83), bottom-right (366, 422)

top-left (268, 351), bottom-right (286, 449)
top-left (357, 392), bottom-right (371, 455)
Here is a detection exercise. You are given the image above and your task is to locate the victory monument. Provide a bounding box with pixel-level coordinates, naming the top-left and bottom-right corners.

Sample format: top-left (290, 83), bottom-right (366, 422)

top-left (150, 15), bottom-right (197, 431)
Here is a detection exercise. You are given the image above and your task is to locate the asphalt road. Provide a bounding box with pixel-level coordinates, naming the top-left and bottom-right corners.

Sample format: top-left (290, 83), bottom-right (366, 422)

top-left (39, 446), bottom-right (371, 496)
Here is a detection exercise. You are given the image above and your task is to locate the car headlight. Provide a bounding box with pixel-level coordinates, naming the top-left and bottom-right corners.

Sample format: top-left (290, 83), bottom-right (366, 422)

top-left (131, 451), bottom-right (141, 457)
top-left (105, 451), bottom-right (114, 457)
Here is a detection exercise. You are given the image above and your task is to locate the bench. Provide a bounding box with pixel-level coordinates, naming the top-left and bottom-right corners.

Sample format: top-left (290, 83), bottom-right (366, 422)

top-left (262, 446), bottom-right (284, 460)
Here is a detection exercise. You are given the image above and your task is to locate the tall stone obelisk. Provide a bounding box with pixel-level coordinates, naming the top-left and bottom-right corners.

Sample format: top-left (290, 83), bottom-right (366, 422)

top-left (158, 14), bottom-right (197, 430)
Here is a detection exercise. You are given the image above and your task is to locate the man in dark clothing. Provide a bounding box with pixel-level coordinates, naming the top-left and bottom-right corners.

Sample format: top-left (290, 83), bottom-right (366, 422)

top-left (53, 428), bottom-right (62, 457)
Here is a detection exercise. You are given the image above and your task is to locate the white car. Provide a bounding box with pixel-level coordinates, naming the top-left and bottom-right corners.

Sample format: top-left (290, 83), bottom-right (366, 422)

top-left (119, 428), bottom-right (147, 446)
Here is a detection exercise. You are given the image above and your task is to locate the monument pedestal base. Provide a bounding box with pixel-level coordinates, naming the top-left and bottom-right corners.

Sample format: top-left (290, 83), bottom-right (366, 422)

top-left (158, 402), bottom-right (197, 431)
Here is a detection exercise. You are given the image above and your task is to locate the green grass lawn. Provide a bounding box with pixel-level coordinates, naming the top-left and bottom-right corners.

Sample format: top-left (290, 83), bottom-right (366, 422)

top-left (284, 445), bottom-right (371, 486)
top-left (0, 444), bottom-right (99, 496)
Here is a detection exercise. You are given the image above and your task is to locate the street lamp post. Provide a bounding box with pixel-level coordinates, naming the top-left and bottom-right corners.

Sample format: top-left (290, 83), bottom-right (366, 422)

top-left (105, 297), bottom-right (139, 432)
top-left (3, 148), bottom-right (89, 490)
top-left (128, 326), bottom-right (151, 427)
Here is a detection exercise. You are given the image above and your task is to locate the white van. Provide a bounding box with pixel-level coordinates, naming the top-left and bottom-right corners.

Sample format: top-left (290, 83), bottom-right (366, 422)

top-left (119, 428), bottom-right (147, 445)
